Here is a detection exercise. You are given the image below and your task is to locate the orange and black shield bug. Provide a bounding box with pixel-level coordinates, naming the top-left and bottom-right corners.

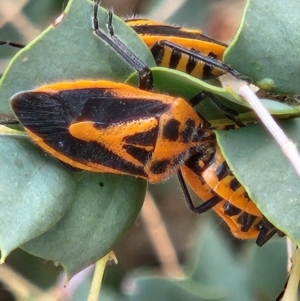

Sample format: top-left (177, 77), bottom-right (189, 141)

top-left (10, 80), bottom-right (214, 183)
top-left (8, 1), bottom-right (228, 184)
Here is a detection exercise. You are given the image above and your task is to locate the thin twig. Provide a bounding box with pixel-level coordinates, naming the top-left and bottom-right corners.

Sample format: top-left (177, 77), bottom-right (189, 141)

top-left (141, 191), bottom-right (185, 278)
top-left (287, 238), bottom-right (297, 273)
top-left (281, 248), bottom-right (300, 301)
top-left (87, 252), bottom-right (116, 301)
top-left (238, 84), bottom-right (300, 177)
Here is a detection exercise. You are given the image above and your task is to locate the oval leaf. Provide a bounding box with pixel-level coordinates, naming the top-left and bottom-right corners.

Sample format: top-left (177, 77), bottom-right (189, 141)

top-left (224, 0), bottom-right (300, 94)
top-left (0, 136), bottom-right (75, 260)
top-left (22, 173), bottom-right (145, 278)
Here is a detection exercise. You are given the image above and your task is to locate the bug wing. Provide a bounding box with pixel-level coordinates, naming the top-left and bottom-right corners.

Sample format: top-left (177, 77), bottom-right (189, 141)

top-left (10, 88), bottom-right (171, 178)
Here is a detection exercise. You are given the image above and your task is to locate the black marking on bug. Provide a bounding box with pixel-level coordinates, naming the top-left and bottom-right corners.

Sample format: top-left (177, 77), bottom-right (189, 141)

top-left (182, 119), bottom-right (196, 143)
top-left (223, 202), bottom-right (241, 216)
top-left (124, 126), bottom-right (158, 147)
top-left (238, 212), bottom-right (257, 232)
top-left (215, 162), bottom-right (230, 181)
top-left (124, 145), bottom-right (152, 165)
top-left (229, 177), bottom-right (241, 192)
top-left (150, 159), bottom-right (171, 175)
top-left (163, 119), bottom-right (180, 141)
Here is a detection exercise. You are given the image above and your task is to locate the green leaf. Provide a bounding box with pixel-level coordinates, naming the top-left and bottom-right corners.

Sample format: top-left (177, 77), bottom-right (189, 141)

top-left (189, 221), bottom-right (251, 301)
top-left (248, 239), bottom-right (287, 298)
top-left (129, 277), bottom-right (224, 301)
top-left (216, 119), bottom-right (300, 245)
top-left (224, 0), bottom-right (300, 94)
top-left (0, 136), bottom-right (75, 260)
top-left (22, 173), bottom-right (145, 278)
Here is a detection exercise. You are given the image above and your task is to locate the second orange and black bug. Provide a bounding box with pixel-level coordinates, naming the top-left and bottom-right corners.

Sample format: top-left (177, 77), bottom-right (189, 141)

top-left (179, 141), bottom-right (281, 246)
top-left (126, 18), bottom-right (249, 82)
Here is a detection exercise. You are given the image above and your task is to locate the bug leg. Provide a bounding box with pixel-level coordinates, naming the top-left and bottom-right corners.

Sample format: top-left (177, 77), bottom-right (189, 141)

top-left (107, 8), bottom-right (115, 36)
top-left (107, 9), bottom-right (153, 90)
top-left (0, 41), bottom-right (25, 49)
top-left (189, 91), bottom-right (245, 128)
top-left (152, 40), bottom-right (250, 82)
top-left (93, 1), bottom-right (153, 90)
top-left (204, 92), bottom-right (245, 127)
top-left (188, 90), bottom-right (244, 128)
top-left (255, 218), bottom-right (279, 246)
top-left (177, 169), bottom-right (223, 214)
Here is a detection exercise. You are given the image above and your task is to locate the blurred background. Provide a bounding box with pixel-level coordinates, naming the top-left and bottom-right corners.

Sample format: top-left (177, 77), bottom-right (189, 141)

top-left (0, 0), bottom-right (289, 301)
